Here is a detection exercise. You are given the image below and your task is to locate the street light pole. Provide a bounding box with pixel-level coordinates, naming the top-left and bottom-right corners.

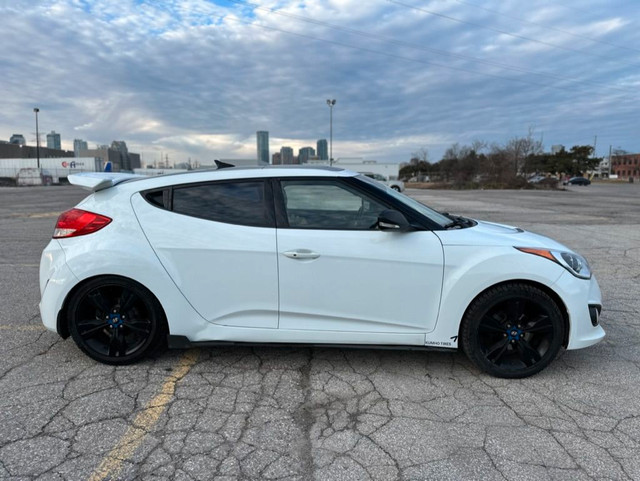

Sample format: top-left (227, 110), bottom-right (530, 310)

top-left (326, 99), bottom-right (336, 166)
top-left (33, 107), bottom-right (40, 170)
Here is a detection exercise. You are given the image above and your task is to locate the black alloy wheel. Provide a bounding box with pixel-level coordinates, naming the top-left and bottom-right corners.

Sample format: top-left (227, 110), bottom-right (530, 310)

top-left (461, 284), bottom-right (564, 378)
top-left (68, 276), bottom-right (166, 364)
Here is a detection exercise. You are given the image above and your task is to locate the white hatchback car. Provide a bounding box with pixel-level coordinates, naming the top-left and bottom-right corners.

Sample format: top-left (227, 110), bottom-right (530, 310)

top-left (40, 167), bottom-right (604, 378)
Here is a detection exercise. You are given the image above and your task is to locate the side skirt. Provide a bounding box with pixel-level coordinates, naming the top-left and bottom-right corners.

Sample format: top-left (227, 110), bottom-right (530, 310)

top-left (167, 335), bottom-right (457, 352)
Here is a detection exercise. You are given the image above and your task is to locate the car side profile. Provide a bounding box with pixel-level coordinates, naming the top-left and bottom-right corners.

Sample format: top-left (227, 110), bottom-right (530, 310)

top-left (563, 176), bottom-right (591, 186)
top-left (40, 167), bottom-right (604, 378)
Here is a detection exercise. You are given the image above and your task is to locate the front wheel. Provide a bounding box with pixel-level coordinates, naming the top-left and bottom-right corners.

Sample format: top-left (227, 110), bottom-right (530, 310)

top-left (67, 276), bottom-right (166, 364)
top-left (460, 283), bottom-right (564, 378)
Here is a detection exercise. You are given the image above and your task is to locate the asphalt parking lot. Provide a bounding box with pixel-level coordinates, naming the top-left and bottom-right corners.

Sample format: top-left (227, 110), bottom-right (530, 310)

top-left (1, 182), bottom-right (639, 481)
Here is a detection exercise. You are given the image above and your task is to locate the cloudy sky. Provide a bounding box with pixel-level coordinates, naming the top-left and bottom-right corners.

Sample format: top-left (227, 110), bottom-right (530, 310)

top-left (2, 0), bottom-right (638, 165)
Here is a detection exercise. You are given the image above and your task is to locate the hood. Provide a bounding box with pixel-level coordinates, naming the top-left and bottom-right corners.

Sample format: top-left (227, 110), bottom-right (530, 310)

top-left (434, 220), bottom-right (571, 251)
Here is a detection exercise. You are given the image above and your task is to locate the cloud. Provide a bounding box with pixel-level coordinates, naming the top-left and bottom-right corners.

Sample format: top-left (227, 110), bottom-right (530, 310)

top-left (1, 0), bottom-right (639, 165)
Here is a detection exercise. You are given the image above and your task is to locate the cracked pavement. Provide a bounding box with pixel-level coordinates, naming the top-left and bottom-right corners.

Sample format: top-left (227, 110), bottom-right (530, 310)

top-left (1, 183), bottom-right (639, 480)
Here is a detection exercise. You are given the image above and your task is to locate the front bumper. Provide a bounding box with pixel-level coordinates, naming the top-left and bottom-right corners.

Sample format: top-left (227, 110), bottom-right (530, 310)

top-left (553, 271), bottom-right (605, 350)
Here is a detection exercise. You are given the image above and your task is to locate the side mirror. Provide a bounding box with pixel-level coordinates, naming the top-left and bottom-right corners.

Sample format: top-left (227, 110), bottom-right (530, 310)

top-left (378, 210), bottom-right (411, 232)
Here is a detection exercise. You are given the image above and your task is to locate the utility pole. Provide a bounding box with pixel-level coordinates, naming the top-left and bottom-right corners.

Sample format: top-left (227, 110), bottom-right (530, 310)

top-left (608, 145), bottom-right (612, 178)
top-left (33, 107), bottom-right (40, 170)
top-left (326, 99), bottom-right (336, 166)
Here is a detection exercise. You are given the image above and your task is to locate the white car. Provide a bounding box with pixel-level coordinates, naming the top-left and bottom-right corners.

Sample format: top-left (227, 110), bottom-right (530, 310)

top-left (359, 172), bottom-right (405, 192)
top-left (39, 167), bottom-right (604, 378)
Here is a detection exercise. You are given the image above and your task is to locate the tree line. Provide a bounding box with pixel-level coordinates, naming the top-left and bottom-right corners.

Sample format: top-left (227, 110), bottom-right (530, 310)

top-left (400, 131), bottom-right (603, 187)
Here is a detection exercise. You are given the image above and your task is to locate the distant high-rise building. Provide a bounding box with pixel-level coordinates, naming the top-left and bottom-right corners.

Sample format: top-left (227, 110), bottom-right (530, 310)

top-left (272, 152), bottom-right (282, 165)
top-left (111, 140), bottom-right (131, 170)
top-left (280, 146), bottom-right (294, 164)
top-left (9, 134), bottom-right (25, 145)
top-left (257, 131), bottom-right (269, 164)
top-left (46, 131), bottom-right (61, 150)
top-left (298, 146), bottom-right (316, 164)
top-left (77, 146), bottom-right (122, 171)
top-left (129, 152), bottom-right (141, 169)
top-left (73, 139), bottom-right (88, 157)
top-left (317, 139), bottom-right (328, 160)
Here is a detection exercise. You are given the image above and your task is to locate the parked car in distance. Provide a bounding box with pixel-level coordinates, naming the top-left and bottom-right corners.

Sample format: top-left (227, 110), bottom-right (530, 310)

top-left (359, 172), bottom-right (405, 192)
top-left (17, 168), bottom-right (53, 186)
top-left (40, 167), bottom-right (604, 378)
top-left (564, 177), bottom-right (591, 186)
top-left (528, 175), bottom-right (559, 187)
top-left (527, 175), bottom-right (546, 184)
top-left (408, 174), bottom-right (430, 183)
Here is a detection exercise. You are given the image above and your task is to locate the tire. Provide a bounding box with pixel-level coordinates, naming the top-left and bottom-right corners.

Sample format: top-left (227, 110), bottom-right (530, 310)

top-left (391, 185), bottom-right (401, 192)
top-left (460, 283), bottom-right (564, 378)
top-left (67, 276), bottom-right (167, 365)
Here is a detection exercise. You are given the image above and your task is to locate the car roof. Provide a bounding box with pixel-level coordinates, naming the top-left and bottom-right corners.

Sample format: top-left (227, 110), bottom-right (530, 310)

top-left (114, 165), bottom-right (359, 192)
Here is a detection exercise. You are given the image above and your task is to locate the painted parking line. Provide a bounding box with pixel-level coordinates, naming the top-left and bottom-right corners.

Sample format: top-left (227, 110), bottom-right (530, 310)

top-left (8, 212), bottom-right (61, 219)
top-left (88, 349), bottom-right (199, 481)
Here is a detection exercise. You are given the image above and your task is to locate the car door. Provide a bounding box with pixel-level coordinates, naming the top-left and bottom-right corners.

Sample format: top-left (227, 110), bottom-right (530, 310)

top-left (132, 179), bottom-right (279, 329)
top-left (275, 178), bottom-right (444, 334)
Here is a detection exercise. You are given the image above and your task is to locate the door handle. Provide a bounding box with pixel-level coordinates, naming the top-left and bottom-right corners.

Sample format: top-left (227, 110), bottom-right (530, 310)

top-left (283, 250), bottom-right (320, 260)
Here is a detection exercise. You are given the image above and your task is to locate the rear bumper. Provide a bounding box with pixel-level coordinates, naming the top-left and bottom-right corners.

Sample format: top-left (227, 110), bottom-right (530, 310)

top-left (39, 240), bottom-right (78, 335)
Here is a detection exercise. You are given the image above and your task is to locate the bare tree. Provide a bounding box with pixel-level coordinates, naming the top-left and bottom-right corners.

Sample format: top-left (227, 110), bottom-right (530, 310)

top-left (471, 139), bottom-right (488, 154)
top-left (504, 127), bottom-right (543, 176)
top-left (411, 147), bottom-right (429, 164)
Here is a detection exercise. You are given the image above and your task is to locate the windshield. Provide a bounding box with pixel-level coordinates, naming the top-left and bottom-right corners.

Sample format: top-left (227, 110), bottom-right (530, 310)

top-left (355, 174), bottom-right (452, 227)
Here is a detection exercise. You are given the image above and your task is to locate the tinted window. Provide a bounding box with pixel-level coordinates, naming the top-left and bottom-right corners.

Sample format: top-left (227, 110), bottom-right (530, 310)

top-left (172, 181), bottom-right (270, 227)
top-left (281, 179), bottom-right (388, 229)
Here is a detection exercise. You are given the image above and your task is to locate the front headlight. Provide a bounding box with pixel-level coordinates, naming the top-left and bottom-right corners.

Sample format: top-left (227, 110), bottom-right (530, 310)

top-left (515, 247), bottom-right (592, 279)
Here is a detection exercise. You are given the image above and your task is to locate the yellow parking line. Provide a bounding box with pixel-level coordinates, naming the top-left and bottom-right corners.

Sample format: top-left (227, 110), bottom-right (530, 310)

top-left (27, 212), bottom-right (61, 218)
top-left (88, 349), bottom-right (199, 481)
top-left (8, 212), bottom-right (61, 219)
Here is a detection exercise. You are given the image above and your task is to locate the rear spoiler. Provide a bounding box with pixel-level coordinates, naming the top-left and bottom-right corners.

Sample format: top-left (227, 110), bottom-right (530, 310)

top-left (68, 172), bottom-right (145, 192)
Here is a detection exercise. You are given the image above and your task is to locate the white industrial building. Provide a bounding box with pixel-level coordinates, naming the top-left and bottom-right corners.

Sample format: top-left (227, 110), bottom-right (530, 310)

top-left (0, 157), bottom-right (102, 184)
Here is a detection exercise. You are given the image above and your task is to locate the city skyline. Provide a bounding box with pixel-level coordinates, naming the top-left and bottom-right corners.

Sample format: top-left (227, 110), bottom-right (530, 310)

top-left (254, 130), bottom-right (326, 164)
top-left (2, 1), bottom-right (639, 165)
top-left (3, 128), bottom-right (341, 166)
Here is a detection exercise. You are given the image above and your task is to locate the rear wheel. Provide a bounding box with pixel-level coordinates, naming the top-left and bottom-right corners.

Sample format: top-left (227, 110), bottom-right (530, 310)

top-left (68, 276), bottom-right (166, 364)
top-left (461, 283), bottom-right (564, 378)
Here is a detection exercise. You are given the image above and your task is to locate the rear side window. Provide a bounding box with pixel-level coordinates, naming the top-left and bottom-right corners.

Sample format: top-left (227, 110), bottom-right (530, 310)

top-left (172, 181), bottom-right (271, 227)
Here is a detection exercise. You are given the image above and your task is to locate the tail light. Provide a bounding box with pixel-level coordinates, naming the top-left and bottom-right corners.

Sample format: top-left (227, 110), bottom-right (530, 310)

top-left (53, 209), bottom-right (112, 239)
